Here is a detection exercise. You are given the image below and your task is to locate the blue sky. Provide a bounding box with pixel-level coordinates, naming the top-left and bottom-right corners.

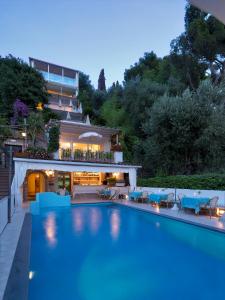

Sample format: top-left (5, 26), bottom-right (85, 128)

top-left (0, 0), bottom-right (186, 87)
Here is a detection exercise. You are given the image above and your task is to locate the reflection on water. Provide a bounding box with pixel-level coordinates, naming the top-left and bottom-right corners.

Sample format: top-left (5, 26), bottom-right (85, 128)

top-left (90, 208), bottom-right (102, 235)
top-left (72, 209), bottom-right (84, 233)
top-left (110, 210), bottom-right (121, 241)
top-left (44, 212), bottom-right (57, 247)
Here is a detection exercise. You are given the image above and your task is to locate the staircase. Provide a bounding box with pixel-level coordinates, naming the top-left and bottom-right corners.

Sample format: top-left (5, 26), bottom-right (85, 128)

top-left (0, 148), bottom-right (14, 200)
top-left (0, 166), bottom-right (10, 199)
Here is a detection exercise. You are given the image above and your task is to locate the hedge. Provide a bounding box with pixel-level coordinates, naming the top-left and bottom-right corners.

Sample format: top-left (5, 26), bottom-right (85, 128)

top-left (137, 174), bottom-right (225, 190)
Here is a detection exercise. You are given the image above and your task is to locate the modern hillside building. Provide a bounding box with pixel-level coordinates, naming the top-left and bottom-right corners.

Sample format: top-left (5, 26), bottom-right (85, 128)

top-left (29, 58), bottom-right (82, 121)
top-left (11, 59), bottom-right (141, 204)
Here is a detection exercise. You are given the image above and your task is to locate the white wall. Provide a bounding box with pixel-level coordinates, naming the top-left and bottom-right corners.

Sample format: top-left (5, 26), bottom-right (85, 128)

top-left (114, 152), bottom-right (123, 163)
top-left (136, 186), bottom-right (225, 206)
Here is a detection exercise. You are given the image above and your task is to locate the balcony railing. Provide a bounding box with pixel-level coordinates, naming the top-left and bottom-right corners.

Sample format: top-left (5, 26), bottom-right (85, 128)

top-left (60, 149), bottom-right (114, 163)
top-left (40, 71), bottom-right (76, 88)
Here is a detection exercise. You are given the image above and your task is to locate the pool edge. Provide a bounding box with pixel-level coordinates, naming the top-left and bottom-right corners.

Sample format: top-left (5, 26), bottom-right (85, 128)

top-left (3, 213), bottom-right (32, 300)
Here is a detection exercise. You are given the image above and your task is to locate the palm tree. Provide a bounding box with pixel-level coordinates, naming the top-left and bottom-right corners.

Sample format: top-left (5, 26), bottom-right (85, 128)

top-left (27, 112), bottom-right (45, 147)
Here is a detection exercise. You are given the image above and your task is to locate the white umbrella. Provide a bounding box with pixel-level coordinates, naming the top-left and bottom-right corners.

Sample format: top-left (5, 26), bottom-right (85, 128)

top-left (78, 132), bottom-right (103, 139)
top-left (190, 0), bottom-right (225, 24)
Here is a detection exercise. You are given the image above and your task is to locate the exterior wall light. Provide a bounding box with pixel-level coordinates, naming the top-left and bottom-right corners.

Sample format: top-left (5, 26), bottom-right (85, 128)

top-left (45, 170), bottom-right (54, 177)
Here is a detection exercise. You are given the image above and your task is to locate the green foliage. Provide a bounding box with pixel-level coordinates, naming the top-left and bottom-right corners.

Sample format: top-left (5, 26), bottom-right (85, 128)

top-left (77, 72), bottom-right (95, 116)
top-left (48, 126), bottom-right (60, 153)
top-left (143, 80), bottom-right (225, 176)
top-left (175, 4), bottom-right (225, 83)
top-left (98, 69), bottom-right (106, 91)
top-left (107, 177), bottom-right (116, 186)
top-left (42, 107), bottom-right (60, 123)
top-left (138, 174), bottom-right (225, 190)
top-left (0, 116), bottom-right (11, 145)
top-left (27, 112), bottom-right (45, 147)
top-left (0, 55), bottom-right (48, 118)
top-left (20, 147), bottom-right (50, 160)
top-left (124, 51), bottom-right (161, 82)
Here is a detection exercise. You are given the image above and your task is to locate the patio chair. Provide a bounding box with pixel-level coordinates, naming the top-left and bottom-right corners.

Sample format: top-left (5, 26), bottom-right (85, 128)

top-left (176, 193), bottom-right (185, 211)
top-left (200, 196), bottom-right (219, 219)
top-left (161, 193), bottom-right (174, 208)
top-left (109, 189), bottom-right (120, 201)
top-left (138, 191), bottom-right (149, 203)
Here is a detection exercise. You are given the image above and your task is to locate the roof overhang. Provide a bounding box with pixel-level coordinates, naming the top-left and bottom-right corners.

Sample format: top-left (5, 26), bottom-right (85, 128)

top-left (60, 120), bottom-right (120, 136)
top-left (189, 0), bottom-right (225, 24)
top-left (13, 157), bottom-right (141, 169)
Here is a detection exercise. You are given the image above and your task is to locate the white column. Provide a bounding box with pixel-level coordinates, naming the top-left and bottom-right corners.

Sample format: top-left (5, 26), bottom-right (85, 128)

top-left (70, 142), bottom-right (73, 159)
top-left (128, 168), bottom-right (137, 191)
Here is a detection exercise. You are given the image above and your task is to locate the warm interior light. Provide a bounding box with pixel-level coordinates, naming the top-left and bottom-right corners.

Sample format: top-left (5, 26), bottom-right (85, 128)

top-left (112, 172), bottom-right (120, 178)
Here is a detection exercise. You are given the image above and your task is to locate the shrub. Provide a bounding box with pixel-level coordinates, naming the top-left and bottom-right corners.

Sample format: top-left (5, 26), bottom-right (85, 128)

top-left (137, 174), bottom-right (225, 190)
top-left (15, 147), bottom-right (51, 160)
top-left (48, 126), bottom-right (60, 153)
top-left (107, 177), bottom-right (116, 186)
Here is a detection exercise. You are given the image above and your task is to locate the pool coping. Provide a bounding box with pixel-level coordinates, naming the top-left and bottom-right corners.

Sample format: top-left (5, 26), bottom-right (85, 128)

top-left (3, 213), bottom-right (32, 300)
top-left (115, 201), bottom-right (225, 234)
top-left (71, 200), bottom-right (225, 234)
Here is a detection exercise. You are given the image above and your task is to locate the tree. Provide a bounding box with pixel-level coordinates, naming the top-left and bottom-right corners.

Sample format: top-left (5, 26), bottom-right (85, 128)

top-left (27, 112), bottom-right (45, 147)
top-left (0, 117), bottom-right (11, 146)
top-left (143, 80), bottom-right (225, 176)
top-left (0, 55), bottom-right (48, 118)
top-left (98, 69), bottom-right (106, 91)
top-left (48, 126), bottom-right (60, 153)
top-left (173, 5), bottom-right (225, 84)
top-left (77, 71), bottom-right (95, 116)
top-left (124, 51), bottom-right (161, 82)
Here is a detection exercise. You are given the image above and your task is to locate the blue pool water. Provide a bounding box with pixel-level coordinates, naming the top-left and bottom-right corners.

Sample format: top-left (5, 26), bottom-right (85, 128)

top-left (29, 203), bottom-right (225, 300)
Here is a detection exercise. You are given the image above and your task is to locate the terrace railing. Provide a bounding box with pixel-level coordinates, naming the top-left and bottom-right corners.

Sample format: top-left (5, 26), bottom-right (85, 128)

top-left (60, 148), bottom-right (114, 163)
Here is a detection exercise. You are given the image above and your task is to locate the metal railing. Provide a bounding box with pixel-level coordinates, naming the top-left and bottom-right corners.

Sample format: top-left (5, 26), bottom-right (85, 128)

top-left (60, 149), bottom-right (114, 163)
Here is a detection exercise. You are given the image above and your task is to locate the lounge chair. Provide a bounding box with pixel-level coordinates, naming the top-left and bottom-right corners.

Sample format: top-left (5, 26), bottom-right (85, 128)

top-left (200, 196), bottom-right (219, 218)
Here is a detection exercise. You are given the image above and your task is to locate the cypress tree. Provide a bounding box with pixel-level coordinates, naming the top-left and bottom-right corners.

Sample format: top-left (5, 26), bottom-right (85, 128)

top-left (98, 69), bottom-right (106, 91)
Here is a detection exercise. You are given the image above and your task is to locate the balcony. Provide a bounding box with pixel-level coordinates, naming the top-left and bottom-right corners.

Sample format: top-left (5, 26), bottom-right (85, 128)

top-left (60, 149), bottom-right (114, 163)
top-left (40, 71), bottom-right (77, 88)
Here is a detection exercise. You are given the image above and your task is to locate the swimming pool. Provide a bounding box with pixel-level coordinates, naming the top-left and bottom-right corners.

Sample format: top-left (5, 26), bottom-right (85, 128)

top-left (28, 203), bottom-right (225, 300)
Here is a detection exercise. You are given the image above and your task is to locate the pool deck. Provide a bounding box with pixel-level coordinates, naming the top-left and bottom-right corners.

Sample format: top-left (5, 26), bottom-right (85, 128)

top-left (0, 208), bottom-right (27, 300)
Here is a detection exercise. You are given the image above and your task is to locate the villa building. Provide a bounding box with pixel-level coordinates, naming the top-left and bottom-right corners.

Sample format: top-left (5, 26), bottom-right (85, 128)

top-left (11, 59), bottom-right (141, 205)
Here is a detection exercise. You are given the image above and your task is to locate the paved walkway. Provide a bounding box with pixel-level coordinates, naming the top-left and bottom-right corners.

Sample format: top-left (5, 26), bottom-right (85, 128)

top-left (0, 208), bottom-right (26, 300)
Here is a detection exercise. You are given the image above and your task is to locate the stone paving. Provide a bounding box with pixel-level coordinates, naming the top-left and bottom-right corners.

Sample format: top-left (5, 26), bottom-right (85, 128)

top-left (0, 208), bottom-right (26, 300)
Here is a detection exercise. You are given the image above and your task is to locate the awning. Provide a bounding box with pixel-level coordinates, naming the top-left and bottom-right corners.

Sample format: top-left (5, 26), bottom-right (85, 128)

top-left (189, 0), bottom-right (225, 24)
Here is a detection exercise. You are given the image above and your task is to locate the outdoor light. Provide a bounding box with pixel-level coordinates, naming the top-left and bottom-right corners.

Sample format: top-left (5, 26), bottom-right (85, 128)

top-left (217, 208), bottom-right (225, 217)
top-left (21, 132), bottom-right (26, 137)
top-left (36, 102), bottom-right (43, 110)
top-left (45, 170), bottom-right (54, 177)
top-left (29, 271), bottom-right (35, 280)
top-left (113, 172), bottom-right (119, 178)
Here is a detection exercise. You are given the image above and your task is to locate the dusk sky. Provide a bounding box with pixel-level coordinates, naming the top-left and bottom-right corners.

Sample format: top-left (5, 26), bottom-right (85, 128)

top-left (1, 0), bottom-right (186, 88)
